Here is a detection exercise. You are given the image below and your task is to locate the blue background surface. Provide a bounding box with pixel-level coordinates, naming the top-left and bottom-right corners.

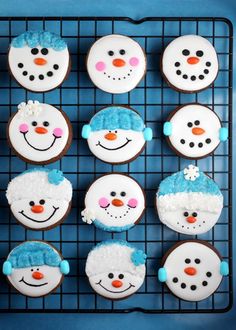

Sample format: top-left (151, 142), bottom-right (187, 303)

top-left (0, 0), bottom-right (235, 329)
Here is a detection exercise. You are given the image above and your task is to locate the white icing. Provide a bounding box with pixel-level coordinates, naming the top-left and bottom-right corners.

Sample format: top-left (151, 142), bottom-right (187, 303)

top-left (8, 264), bottom-right (63, 297)
top-left (183, 165), bottom-right (199, 181)
top-left (18, 100), bottom-right (42, 117)
top-left (8, 45), bottom-right (69, 92)
top-left (168, 104), bottom-right (221, 159)
top-left (82, 174), bottom-right (145, 232)
top-left (87, 129), bottom-right (145, 164)
top-left (87, 34), bottom-right (146, 94)
top-left (162, 35), bottom-right (218, 92)
top-left (8, 102), bottom-right (71, 164)
top-left (163, 241), bottom-right (223, 301)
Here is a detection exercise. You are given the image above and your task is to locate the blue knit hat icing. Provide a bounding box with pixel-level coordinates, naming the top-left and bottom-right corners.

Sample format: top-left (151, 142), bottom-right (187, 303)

top-left (90, 107), bottom-right (145, 132)
top-left (158, 165), bottom-right (221, 197)
top-left (11, 31), bottom-right (67, 51)
top-left (20, 168), bottom-right (65, 186)
top-left (7, 241), bottom-right (62, 269)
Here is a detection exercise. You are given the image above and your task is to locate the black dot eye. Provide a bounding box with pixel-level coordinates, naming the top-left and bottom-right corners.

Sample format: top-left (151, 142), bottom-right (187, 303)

top-left (196, 50), bottom-right (204, 57)
top-left (43, 121), bottom-right (49, 127)
top-left (32, 121), bottom-right (37, 126)
top-left (31, 48), bottom-right (39, 55)
top-left (195, 258), bottom-right (201, 264)
top-left (36, 268), bottom-right (39, 271)
top-left (187, 122), bottom-right (193, 128)
top-left (184, 212), bottom-right (189, 217)
top-left (182, 49), bottom-right (190, 56)
top-left (110, 191), bottom-right (116, 197)
top-left (185, 258), bottom-right (191, 264)
top-left (39, 199), bottom-right (45, 205)
top-left (120, 192), bottom-right (126, 197)
top-left (194, 120), bottom-right (200, 126)
top-left (29, 201), bottom-right (35, 206)
top-left (114, 130), bottom-right (117, 133)
top-left (41, 48), bottom-right (48, 55)
top-left (108, 50), bottom-right (114, 56)
top-left (119, 49), bottom-right (125, 55)
top-left (118, 274), bottom-right (124, 279)
top-left (31, 269), bottom-right (34, 272)
top-left (108, 273), bottom-right (114, 279)
top-left (192, 212), bottom-right (198, 217)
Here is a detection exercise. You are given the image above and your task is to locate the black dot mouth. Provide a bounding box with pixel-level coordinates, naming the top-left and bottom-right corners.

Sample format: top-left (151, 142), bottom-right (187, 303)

top-left (95, 279), bottom-right (135, 293)
top-left (103, 69), bottom-right (133, 80)
top-left (21, 131), bottom-right (61, 151)
top-left (19, 276), bottom-right (48, 287)
top-left (19, 206), bottom-right (59, 223)
top-left (176, 220), bottom-right (206, 230)
top-left (179, 138), bottom-right (212, 148)
top-left (103, 205), bottom-right (132, 219)
top-left (96, 138), bottom-right (132, 151)
top-left (174, 62), bottom-right (211, 81)
top-left (17, 63), bottom-right (59, 81)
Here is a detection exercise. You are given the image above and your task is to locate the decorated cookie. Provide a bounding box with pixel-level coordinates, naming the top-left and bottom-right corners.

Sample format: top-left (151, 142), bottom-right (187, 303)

top-left (86, 34), bottom-right (146, 94)
top-left (6, 168), bottom-right (73, 230)
top-left (156, 165), bottom-right (223, 235)
top-left (7, 100), bottom-right (72, 164)
top-left (8, 31), bottom-right (70, 92)
top-left (85, 240), bottom-right (146, 300)
top-left (158, 240), bottom-right (229, 301)
top-left (82, 173), bottom-right (145, 232)
top-left (82, 106), bottom-right (152, 164)
top-left (161, 35), bottom-right (218, 93)
top-left (3, 241), bottom-right (70, 297)
top-left (163, 104), bottom-right (228, 159)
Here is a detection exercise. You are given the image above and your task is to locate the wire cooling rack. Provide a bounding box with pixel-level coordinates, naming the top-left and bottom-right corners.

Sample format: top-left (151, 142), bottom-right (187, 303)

top-left (0, 17), bottom-right (232, 313)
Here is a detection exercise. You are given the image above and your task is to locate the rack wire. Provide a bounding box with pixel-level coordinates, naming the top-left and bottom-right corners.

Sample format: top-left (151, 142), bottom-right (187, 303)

top-left (0, 16), bottom-right (232, 313)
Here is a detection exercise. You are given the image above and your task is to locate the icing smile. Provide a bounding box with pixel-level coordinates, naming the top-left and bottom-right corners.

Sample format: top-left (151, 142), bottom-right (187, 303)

top-left (19, 206), bottom-right (59, 223)
top-left (96, 138), bottom-right (132, 151)
top-left (21, 132), bottom-right (61, 151)
top-left (95, 280), bottom-right (135, 293)
top-left (19, 277), bottom-right (48, 287)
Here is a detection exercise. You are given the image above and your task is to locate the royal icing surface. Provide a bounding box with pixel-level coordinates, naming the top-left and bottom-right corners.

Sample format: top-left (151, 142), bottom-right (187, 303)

top-left (164, 104), bottom-right (226, 159)
top-left (85, 240), bottom-right (146, 300)
top-left (159, 241), bottom-right (227, 301)
top-left (156, 165), bottom-right (223, 235)
top-left (82, 106), bottom-right (152, 164)
top-left (8, 101), bottom-right (71, 164)
top-left (82, 174), bottom-right (145, 232)
top-left (8, 31), bottom-right (70, 92)
top-left (6, 169), bottom-right (73, 230)
top-left (87, 34), bottom-right (146, 94)
top-left (3, 241), bottom-right (70, 297)
top-left (162, 35), bottom-right (218, 92)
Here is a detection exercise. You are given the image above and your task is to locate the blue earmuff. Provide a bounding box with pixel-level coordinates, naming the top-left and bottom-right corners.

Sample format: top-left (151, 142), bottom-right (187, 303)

top-left (3, 261), bottom-right (12, 276)
top-left (143, 127), bottom-right (153, 141)
top-left (60, 260), bottom-right (70, 275)
top-left (163, 122), bottom-right (172, 136)
top-left (158, 267), bottom-right (167, 282)
top-left (220, 261), bottom-right (229, 276)
top-left (219, 127), bottom-right (228, 142)
top-left (81, 125), bottom-right (92, 139)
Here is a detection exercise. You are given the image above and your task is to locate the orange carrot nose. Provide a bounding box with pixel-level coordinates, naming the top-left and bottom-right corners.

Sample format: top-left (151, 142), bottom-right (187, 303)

top-left (112, 199), bottom-right (124, 207)
top-left (105, 132), bottom-right (117, 140)
top-left (34, 58), bottom-right (47, 65)
top-left (186, 216), bottom-right (197, 223)
top-left (187, 57), bottom-right (200, 65)
top-left (35, 127), bottom-right (48, 134)
top-left (184, 267), bottom-right (197, 276)
top-left (31, 205), bottom-right (44, 213)
top-left (32, 271), bottom-right (44, 280)
top-left (192, 127), bottom-right (205, 135)
top-left (112, 280), bottom-right (123, 288)
top-left (112, 58), bottom-right (126, 67)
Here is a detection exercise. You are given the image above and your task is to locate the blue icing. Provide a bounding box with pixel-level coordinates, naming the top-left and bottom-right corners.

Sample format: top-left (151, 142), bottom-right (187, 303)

top-left (19, 168), bottom-right (65, 186)
top-left (131, 249), bottom-right (147, 266)
top-left (158, 168), bottom-right (222, 197)
top-left (7, 241), bottom-right (62, 269)
top-left (90, 107), bottom-right (145, 132)
top-left (93, 219), bottom-right (134, 232)
top-left (11, 31), bottom-right (67, 51)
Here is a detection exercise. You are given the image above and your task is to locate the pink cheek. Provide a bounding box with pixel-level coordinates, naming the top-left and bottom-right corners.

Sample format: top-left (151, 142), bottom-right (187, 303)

top-left (128, 198), bottom-right (138, 208)
top-left (95, 61), bottom-right (106, 71)
top-left (19, 123), bottom-right (29, 133)
top-left (53, 128), bottom-right (63, 138)
top-left (129, 57), bottom-right (139, 67)
top-left (99, 197), bottom-right (109, 208)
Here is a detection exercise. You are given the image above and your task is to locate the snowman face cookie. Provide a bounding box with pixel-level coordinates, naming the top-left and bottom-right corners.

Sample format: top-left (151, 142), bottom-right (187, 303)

top-left (8, 101), bottom-right (72, 164)
top-left (164, 104), bottom-right (228, 159)
top-left (82, 106), bottom-right (152, 164)
top-left (161, 35), bottom-right (218, 93)
top-left (82, 174), bottom-right (145, 232)
top-left (6, 169), bottom-right (73, 230)
top-left (3, 241), bottom-right (70, 297)
top-left (87, 35), bottom-right (146, 94)
top-left (85, 240), bottom-right (146, 300)
top-left (8, 31), bottom-right (70, 92)
top-left (158, 241), bottom-right (229, 302)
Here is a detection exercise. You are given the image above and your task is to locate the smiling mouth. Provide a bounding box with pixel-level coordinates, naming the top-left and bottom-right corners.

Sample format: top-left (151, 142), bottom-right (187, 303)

top-left (19, 277), bottom-right (48, 287)
top-left (21, 132), bottom-right (61, 151)
top-left (95, 280), bottom-right (135, 293)
top-left (100, 204), bottom-right (136, 220)
top-left (96, 138), bottom-right (131, 151)
top-left (103, 69), bottom-right (133, 80)
top-left (19, 206), bottom-right (59, 223)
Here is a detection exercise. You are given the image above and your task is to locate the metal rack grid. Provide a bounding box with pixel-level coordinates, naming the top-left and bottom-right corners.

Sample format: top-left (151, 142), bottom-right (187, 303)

top-left (0, 16), bottom-right (232, 313)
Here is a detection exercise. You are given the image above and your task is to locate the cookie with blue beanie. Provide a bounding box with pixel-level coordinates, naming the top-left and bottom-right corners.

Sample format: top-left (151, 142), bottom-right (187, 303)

top-left (156, 165), bottom-right (223, 235)
top-left (85, 239), bottom-right (146, 300)
top-left (3, 241), bottom-right (70, 297)
top-left (82, 105), bottom-right (153, 164)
